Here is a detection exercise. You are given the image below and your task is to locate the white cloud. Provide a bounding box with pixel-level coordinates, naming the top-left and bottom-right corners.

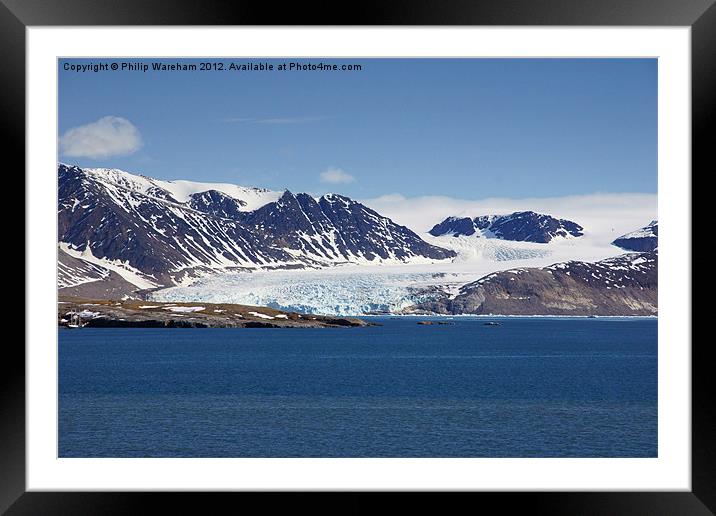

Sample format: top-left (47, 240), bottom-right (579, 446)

top-left (320, 167), bottom-right (355, 184)
top-left (59, 116), bottom-right (143, 159)
top-left (361, 192), bottom-right (657, 247)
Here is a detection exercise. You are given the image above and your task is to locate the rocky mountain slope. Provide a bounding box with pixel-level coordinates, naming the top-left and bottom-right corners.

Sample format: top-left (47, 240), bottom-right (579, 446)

top-left (414, 251), bottom-right (657, 316)
top-left (58, 248), bottom-right (140, 299)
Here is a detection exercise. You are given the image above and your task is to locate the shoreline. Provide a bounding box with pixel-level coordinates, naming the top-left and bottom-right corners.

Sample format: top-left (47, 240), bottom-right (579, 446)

top-left (58, 296), bottom-right (373, 329)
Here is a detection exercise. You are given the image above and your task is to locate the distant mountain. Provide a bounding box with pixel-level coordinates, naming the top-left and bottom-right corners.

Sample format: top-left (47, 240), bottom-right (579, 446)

top-left (429, 211), bottom-right (583, 243)
top-left (612, 221), bottom-right (658, 252)
top-left (415, 251), bottom-right (657, 316)
top-left (58, 164), bottom-right (455, 290)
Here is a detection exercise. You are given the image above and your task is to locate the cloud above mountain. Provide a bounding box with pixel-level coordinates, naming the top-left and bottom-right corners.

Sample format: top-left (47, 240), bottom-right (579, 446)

top-left (320, 167), bottom-right (355, 184)
top-left (59, 116), bottom-right (143, 159)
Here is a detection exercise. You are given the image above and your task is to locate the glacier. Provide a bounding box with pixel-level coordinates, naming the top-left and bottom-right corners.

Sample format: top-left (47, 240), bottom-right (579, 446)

top-left (150, 230), bottom-right (631, 316)
top-left (151, 266), bottom-right (469, 316)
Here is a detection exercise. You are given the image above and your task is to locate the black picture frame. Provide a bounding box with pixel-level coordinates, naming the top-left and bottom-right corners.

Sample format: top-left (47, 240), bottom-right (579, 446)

top-left (4, 1), bottom-right (710, 513)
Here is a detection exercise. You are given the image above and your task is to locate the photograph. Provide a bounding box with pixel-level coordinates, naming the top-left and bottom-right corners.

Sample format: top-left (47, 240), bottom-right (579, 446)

top-left (56, 57), bottom-right (659, 459)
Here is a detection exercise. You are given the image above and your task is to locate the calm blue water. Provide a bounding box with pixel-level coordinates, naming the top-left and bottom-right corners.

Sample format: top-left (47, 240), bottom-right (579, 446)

top-left (59, 317), bottom-right (657, 457)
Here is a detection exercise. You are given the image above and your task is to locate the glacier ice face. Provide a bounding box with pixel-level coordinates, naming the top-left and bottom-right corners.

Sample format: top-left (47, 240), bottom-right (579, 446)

top-left (151, 267), bottom-right (466, 316)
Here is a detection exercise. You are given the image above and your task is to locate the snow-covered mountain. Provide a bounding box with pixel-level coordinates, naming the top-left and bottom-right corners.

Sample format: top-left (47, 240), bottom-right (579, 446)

top-left (58, 164), bottom-right (455, 289)
top-left (57, 164), bottom-right (658, 316)
top-left (429, 211), bottom-right (583, 243)
top-left (612, 221), bottom-right (658, 252)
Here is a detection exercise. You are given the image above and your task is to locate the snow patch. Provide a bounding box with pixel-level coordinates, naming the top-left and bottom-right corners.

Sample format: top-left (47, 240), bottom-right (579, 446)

top-left (162, 306), bottom-right (205, 313)
top-left (248, 311), bottom-right (275, 319)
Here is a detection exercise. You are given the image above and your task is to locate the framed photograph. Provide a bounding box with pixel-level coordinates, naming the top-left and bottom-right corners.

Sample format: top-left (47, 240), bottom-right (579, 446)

top-left (6, 0), bottom-right (711, 513)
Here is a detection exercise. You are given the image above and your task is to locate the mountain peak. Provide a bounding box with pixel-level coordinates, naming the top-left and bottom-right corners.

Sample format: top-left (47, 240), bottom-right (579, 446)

top-left (279, 189), bottom-right (296, 199)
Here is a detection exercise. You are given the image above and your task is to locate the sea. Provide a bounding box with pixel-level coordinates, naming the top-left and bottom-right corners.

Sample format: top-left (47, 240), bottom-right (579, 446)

top-left (59, 317), bottom-right (657, 457)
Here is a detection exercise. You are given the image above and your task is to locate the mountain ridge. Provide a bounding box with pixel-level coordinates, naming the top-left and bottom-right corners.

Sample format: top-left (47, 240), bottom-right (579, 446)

top-left (429, 211), bottom-right (584, 243)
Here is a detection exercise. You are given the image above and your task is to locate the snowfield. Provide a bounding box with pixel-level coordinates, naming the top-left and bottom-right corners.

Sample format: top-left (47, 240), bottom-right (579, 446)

top-left (421, 234), bottom-right (554, 262)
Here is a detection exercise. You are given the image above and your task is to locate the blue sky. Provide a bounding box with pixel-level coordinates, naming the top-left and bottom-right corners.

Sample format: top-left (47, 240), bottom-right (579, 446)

top-left (59, 58), bottom-right (656, 199)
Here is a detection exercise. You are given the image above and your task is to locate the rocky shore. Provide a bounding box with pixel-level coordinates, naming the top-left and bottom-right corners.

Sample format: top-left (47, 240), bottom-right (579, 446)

top-left (58, 296), bottom-right (372, 329)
